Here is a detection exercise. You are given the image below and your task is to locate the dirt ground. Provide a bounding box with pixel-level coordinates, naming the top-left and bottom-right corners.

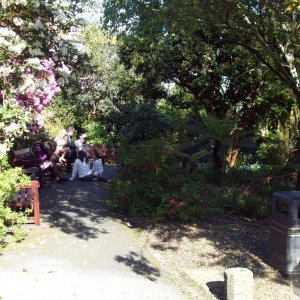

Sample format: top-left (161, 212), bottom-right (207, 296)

top-left (130, 212), bottom-right (295, 300)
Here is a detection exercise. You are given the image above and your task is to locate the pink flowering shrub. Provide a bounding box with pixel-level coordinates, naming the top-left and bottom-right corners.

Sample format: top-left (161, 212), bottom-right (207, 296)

top-left (15, 59), bottom-right (60, 132)
top-left (0, 0), bottom-right (84, 243)
top-left (0, 0), bottom-right (85, 158)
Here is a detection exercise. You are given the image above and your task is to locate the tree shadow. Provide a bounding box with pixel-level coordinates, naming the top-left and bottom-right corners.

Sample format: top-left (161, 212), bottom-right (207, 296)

top-left (114, 251), bottom-right (160, 281)
top-left (39, 165), bottom-right (116, 240)
top-left (136, 212), bottom-right (290, 287)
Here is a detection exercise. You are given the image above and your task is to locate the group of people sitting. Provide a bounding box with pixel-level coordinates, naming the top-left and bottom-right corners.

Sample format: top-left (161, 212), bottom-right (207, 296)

top-left (33, 127), bottom-right (109, 184)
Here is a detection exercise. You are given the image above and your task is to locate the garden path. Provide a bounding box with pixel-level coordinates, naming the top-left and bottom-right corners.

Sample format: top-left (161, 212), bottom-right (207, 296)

top-left (0, 165), bottom-right (190, 300)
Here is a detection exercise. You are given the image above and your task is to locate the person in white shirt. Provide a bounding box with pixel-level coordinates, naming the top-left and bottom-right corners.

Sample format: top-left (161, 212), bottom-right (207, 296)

top-left (70, 150), bottom-right (95, 181)
top-left (92, 151), bottom-right (110, 182)
top-left (75, 133), bottom-right (88, 155)
top-left (54, 129), bottom-right (70, 164)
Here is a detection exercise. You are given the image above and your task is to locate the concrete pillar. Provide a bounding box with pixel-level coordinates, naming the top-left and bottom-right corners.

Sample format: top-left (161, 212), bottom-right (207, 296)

top-left (225, 268), bottom-right (253, 300)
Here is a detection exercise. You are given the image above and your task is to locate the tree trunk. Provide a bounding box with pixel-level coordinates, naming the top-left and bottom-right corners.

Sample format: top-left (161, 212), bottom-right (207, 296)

top-left (226, 147), bottom-right (240, 168)
top-left (294, 92), bottom-right (300, 190)
top-left (212, 140), bottom-right (223, 170)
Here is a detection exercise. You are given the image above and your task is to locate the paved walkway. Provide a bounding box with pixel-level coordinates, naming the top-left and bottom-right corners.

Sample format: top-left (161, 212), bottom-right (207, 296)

top-left (0, 166), bottom-right (187, 300)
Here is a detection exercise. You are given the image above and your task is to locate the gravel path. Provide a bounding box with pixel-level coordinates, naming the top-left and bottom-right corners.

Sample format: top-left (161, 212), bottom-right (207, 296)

top-left (132, 213), bottom-right (294, 300)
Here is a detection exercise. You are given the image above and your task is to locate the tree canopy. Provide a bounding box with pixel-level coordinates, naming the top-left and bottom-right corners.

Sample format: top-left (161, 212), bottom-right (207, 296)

top-left (103, 0), bottom-right (298, 121)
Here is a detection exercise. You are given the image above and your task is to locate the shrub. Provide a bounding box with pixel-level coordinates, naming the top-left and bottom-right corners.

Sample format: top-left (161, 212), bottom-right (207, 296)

top-left (155, 179), bottom-right (212, 222)
top-left (83, 121), bottom-right (113, 146)
top-left (110, 135), bottom-right (294, 222)
top-left (0, 157), bottom-right (30, 246)
top-left (212, 164), bottom-right (293, 218)
top-left (117, 103), bottom-right (173, 144)
top-left (109, 138), bottom-right (203, 221)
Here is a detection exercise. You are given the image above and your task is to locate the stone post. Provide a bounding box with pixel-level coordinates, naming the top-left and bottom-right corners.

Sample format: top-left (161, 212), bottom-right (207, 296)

top-left (225, 268), bottom-right (253, 300)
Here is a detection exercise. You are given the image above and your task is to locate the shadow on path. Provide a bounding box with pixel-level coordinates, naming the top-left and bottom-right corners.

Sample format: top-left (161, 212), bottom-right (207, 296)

top-left (115, 251), bottom-right (160, 282)
top-left (36, 165), bottom-right (163, 283)
top-left (39, 165), bottom-right (116, 240)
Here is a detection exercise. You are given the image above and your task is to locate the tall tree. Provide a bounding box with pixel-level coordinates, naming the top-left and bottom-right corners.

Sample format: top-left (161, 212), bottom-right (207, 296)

top-left (103, 0), bottom-right (297, 168)
top-left (103, 0), bottom-right (297, 118)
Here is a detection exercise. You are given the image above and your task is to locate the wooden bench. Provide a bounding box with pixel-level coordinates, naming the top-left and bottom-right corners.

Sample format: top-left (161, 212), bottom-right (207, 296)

top-left (11, 181), bottom-right (40, 225)
top-left (13, 148), bottom-right (40, 168)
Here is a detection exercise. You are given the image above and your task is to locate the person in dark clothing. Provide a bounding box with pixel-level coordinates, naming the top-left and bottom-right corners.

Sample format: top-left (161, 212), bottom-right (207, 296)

top-left (65, 127), bottom-right (77, 171)
top-left (34, 142), bottom-right (68, 184)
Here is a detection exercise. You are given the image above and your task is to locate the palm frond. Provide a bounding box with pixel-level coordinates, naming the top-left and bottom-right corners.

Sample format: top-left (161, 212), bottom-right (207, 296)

top-left (176, 149), bottom-right (209, 162)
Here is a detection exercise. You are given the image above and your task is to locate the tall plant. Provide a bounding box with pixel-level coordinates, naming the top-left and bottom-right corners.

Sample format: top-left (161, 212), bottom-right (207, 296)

top-left (0, 0), bottom-right (90, 242)
top-left (0, 0), bottom-right (88, 157)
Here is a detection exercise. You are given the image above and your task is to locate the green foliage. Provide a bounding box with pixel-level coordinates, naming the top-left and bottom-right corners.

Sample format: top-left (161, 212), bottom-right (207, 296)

top-left (110, 133), bottom-right (296, 221)
top-left (13, 128), bottom-right (48, 150)
top-left (189, 163), bottom-right (291, 219)
top-left (83, 121), bottom-right (112, 146)
top-left (109, 138), bottom-right (207, 221)
top-left (257, 118), bottom-right (298, 165)
top-left (103, 0), bottom-right (299, 163)
top-left (199, 110), bottom-right (235, 141)
top-left (99, 0), bottom-right (300, 223)
top-left (176, 149), bottom-right (209, 164)
top-left (155, 180), bottom-right (211, 222)
top-left (0, 157), bottom-right (30, 245)
top-left (118, 103), bottom-right (173, 143)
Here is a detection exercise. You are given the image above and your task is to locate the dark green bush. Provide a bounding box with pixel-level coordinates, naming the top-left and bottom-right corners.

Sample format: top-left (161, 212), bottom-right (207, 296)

top-left (117, 103), bottom-right (173, 144)
top-left (0, 157), bottom-right (30, 246)
top-left (108, 138), bottom-right (210, 221)
top-left (109, 137), bottom-right (294, 221)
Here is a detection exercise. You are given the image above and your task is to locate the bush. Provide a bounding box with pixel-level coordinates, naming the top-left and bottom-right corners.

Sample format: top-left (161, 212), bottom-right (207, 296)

top-left (0, 157), bottom-right (30, 246)
top-left (155, 179), bottom-right (212, 222)
top-left (108, 138), bottom-right (209, 221)
top-left (109, 137), bottom-right (294, 222)
top-left (117, 103), bottom-right (173, 144)
top-left (211, 164), bottom-right (293, 218)
top-left (256, 125), bottom-right (296, 165)
top-left (83, 121), bottom-right (113, 146)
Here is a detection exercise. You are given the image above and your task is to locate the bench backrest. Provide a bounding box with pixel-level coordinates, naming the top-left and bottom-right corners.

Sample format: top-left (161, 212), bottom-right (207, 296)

top-left (14, 148), bottom-right (36, 160)
top-left (13, 148), bottom-right (40, 169)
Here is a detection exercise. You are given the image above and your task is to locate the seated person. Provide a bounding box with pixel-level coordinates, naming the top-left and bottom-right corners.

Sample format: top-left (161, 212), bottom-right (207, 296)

top-left (33, 142), bottom-right (68, 184)
top-left (70, 150), bottom-right (96, 181)
top-left (66, 127), bottom-right (77, 159)
top-left (75, 133), bottom-right (88, 155)
top-left (92, 151), bottom-right (110, 182)
top-left (54, 129), bottom-right (70, 164)
top-left (44, 140), bottom-right (59, 163)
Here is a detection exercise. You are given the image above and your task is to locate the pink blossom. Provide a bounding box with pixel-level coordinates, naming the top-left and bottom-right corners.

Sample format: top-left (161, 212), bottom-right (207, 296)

top-left (42, 98), bottom-right (51, 107)
top-left (41, 59), bottom-right (55, 70)
top-left (44, 70), bottom-right (54, 76)
top-left (48, 110), bottom-right (55, 118)
top-left (33, 97), bottom-right (40, 106)
top-left (36, 115), bottom-right (45, 126)
top-left (34, 104), bottom-right (43, 113)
